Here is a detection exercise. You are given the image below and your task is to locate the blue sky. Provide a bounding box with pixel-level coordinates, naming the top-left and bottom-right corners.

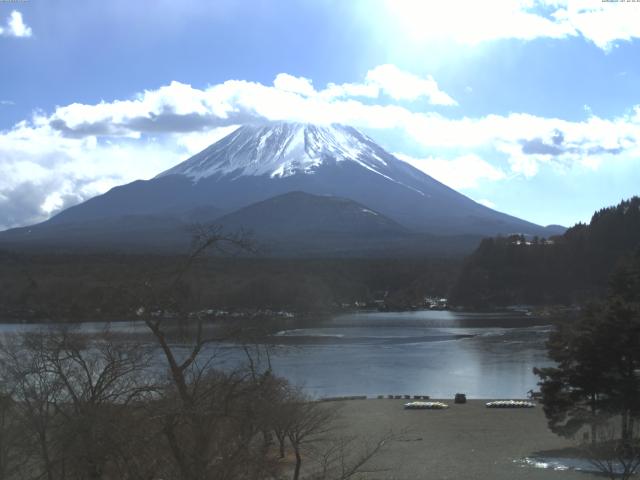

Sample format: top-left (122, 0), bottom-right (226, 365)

top-left (1, 0), bottom-right (640, 230)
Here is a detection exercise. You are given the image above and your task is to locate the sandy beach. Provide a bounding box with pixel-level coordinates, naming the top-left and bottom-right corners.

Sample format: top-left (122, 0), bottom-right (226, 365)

top-left (327, 399), bottom-right (601, 480)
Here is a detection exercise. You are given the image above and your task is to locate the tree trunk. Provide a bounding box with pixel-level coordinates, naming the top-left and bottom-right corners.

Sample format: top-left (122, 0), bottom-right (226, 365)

top-left (262, 429), bottom-right (271, 448)
top-left (293, 447), bottom-right (302, 480)
top-left (163, 420), bottom-right (193, 480)
top-left (87, 461), bottom-right (102, 480)
top-left (590, 394), bottom-right (598, 446)
top-left (275, 431), bottom-right (286, 458)
top-left (622, 409), bottom-right (630, 447)
top-left (38, 430), bottom-right (55, 480)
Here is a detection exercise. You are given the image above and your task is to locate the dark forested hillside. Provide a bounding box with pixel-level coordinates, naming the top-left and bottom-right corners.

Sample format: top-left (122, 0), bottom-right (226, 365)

top-left (450, 197), bottom-right (640, 307)
top-left (0, 253), bottom-right (462, 322)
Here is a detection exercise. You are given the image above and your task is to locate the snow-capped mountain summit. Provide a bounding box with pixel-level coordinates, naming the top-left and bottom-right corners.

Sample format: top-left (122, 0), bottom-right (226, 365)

top-left (148, 121), bottom-right (551, 236)
top-left (0, 122), bottom-right (563, 254)
top-left (159, 123), bottom-right (418, 190)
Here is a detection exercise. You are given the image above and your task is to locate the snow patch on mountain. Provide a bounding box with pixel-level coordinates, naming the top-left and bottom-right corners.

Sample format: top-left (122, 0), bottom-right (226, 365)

top-left (158, 123), bottom-right (401, 183)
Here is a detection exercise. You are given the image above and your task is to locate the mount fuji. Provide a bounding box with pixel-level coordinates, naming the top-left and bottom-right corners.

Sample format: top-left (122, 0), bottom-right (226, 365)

top-left (0, 122), bottom-right (563, 254)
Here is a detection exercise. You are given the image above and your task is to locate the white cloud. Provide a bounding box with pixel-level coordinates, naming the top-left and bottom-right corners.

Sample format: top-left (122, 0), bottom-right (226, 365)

top-left (394, 153), bottom-right (507, 189)
top-left (272, 66), bottom-right (457, 106)
top-left (0, 11), bottom-right (32, 38)
top-left (380, 0), bottom-right (640, 50)
top-left (173, 125), bottom-right (241, 156)
top-left (550, 1), bottom-right (640, 50)
top-left (399, 111), bottom-right (640, 178)
top-left (1, 65), bottom-right (640, 229)
top-left (382, 0), bottom-right (573, 44)
top-left (364, 64), bottom-right (457, 106)
top-left (476, 198), bottom-right (497, 209)
top-left (273, 73), bottom-right (316, 97)
top-left (320, 81), bottom-right (379, 100)
top-left (319, 64), bottom-right (457, 106)
top-left (43, 66), bottom-right (457, 138)
top-left (0, 122), bottom-right (183, 229)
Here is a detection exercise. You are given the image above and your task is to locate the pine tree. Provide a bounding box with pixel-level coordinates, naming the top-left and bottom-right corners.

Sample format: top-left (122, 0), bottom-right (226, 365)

top-left (535, 250), bottom-right (640, 449)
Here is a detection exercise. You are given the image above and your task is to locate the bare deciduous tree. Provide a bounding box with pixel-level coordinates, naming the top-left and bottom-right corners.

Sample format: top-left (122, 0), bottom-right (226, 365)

top-left (135, 227), bottom-right (285, 480)
top-left (0, 327), bottom-right (156, 480)
top-left (0, 226), bottom-right (394, 480)
top-left (584, 422), bottom-right (640, 480)
top-left (284, 395), bottom-right (340, 480)
top-left (311, 432), bottom-right (395, 480)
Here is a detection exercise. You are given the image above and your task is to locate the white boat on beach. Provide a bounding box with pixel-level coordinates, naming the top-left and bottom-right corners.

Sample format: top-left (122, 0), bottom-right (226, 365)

top-left (486, 400), bottom-right (535, 408)
top-left (404, 401), bottom-right (449, 410)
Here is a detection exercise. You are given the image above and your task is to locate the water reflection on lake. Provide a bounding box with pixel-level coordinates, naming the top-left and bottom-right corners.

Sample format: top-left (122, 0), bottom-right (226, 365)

top-left (0, 310), bottom-right (555, 399)
top-left (266, 310), bottom-right (554, 399)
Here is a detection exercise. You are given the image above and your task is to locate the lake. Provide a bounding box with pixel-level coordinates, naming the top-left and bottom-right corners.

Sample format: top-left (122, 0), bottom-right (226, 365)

top-left (262, 310), bottom-right (554, 399)
top-left (0, 310), bottom-right (555, 399)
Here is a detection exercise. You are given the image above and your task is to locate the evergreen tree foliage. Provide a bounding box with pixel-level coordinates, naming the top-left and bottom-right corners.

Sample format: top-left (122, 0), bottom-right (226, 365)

top-left (535, 251), bottom-right (640, 448)
top-left (452, 197), bottom-right (640, 307)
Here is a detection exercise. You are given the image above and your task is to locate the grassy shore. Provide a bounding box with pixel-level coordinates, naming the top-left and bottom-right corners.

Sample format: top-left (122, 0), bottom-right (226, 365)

top-left (328, 399), bottom-right (600, 480)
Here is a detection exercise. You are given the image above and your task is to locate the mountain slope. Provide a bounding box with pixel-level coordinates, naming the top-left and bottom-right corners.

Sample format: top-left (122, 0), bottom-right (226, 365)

top-left (0, 191), bottom-right (482, 256)
top-left (0, 122), bottom-right (561, 254)
top-left (215, 191), bottom-right (408, 236)
top-left (158, 122), bottom-right (559, 237)
top-left (43, 122), bottom-right (552, 237)
top-left (213, 191), bottom-right (437, 256)
top-left (0, 213), bottom-right (192, 253)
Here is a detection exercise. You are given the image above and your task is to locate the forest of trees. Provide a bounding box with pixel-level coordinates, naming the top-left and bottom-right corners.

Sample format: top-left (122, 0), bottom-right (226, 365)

top-left (0, 251), bottom-right (461, 323)
top-left (451, 197), bottom-right (640, 308)
top-left (534, 249), bottom-right (640, 479)
top-left (0, 324), bottom-right (393, 480)
top-left (3, 197), bottom-right (640, 318)
top-left (0, 230), bottom-right (393, 480)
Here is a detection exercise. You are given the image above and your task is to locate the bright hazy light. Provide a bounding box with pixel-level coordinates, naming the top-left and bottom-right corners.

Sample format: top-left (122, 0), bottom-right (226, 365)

top-left (383, 0), bottom-right (572, 44)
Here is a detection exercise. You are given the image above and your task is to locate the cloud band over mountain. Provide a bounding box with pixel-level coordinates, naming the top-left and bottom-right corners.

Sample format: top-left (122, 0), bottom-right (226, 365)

top-left (1, 62), bottom-right (639, 230)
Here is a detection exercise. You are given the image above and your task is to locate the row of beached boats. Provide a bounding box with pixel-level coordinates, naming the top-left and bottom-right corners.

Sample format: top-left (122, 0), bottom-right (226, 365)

top-left (404, 401), bottom-right (449, 409)
top-left (485, 400), bottom-right (535, 408)
top-left (404, 400), bottom-right (536, 409)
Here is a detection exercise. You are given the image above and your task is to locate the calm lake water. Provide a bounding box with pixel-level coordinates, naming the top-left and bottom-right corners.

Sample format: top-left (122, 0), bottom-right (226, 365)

top-left (264, 310), bottom-right (554, 399)
top-left (0, 310), bottom-right (555, 399)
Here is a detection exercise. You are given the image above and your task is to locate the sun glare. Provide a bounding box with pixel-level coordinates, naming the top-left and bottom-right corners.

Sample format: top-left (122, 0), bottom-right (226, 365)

top-left (382, 0), bottom-right (569, 44)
